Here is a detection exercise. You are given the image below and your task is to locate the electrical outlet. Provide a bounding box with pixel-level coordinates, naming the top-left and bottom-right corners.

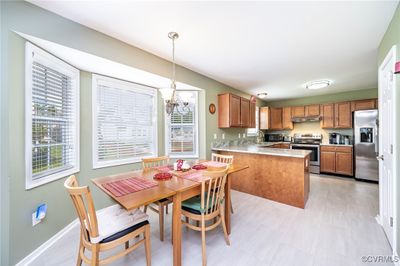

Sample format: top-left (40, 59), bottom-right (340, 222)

top-left (213, 133), bottom-right (217, 140)
top-left (238, 133), bottom-right (241, 139)
top-left (243, 133), bottom-right (246, 138)
top-left (222, 134), bottom-right (225, 140)
top-left (32, 212), bottom-right (41, 226)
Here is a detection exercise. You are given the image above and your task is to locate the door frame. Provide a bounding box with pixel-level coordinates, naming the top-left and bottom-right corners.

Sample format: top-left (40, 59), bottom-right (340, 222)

top-left (378, 45), bottom-right (397, 255)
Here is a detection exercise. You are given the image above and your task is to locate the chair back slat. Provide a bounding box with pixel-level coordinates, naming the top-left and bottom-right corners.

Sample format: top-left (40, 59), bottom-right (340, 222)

top-left (142, 156), bottom-right (169, 170)
top-left (200, 168), bottom-right (229, 215)
top-left (64, 175), bottom-right (99, 242)
top-left (211, 153), bottom-right (234, 165)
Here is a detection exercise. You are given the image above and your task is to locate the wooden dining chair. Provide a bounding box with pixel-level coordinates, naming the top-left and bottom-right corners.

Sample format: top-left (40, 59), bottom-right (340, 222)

top-left (142, 156), bottom-right (173, 241)
top-left (64, 175), bottom-right (151, 266)
top-left (181, 168), bottom-right (230, 266)
top-left (211, 153), bottom-right (234, 214)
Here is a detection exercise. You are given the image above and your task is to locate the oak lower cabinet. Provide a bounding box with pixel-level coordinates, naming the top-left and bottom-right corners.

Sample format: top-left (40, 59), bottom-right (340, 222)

top-left (218, 93), bottom-right (253, 128)
top-left (320, 145), bottom-right (353, 176)
top-left (282, 107), bottom-right (293, 129)
top-left (270, 107), bottom-right (283, 130)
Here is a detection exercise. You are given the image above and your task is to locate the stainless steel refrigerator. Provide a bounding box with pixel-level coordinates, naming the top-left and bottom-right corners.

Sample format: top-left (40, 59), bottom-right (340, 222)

top-left (354, 110), bottom-right (379, 181)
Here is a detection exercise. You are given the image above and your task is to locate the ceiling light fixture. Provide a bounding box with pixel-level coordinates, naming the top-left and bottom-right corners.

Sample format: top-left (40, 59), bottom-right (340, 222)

top-left (159, 32), bottom-right (191, 115)
top-left (257, 93), bottom-right (268, 99)
top-left (306, 80), bottom-right (332, 90)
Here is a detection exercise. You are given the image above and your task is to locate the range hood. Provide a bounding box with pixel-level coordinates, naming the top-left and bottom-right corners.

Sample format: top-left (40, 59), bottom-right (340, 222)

top-left (291, 116), bottom-right (321, 123)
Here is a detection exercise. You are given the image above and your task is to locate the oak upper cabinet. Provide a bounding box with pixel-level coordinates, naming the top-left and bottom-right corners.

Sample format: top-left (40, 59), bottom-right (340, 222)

top-left (240, 98), bottom-right (250, 128)
top-left (320, 146), bottom-right (353, 176)
top-left (335, 102), bottom-right (352, 128)
top-left (259, 107), bottom-right (270, 130)
top-left (305, 104), bottom-right (320, 116)
top-left (292, 106), bottom-right (305, 118)
top-left (218, 93), bottom-right (241, 128)
top-left (321, 104), bottom-right (335, 129)
top-left (249, 102), bottom-right (256, 128)
top-left (270, 107), bottom-right (283, 130)
top-left (282, 107), bottom-right (293, 130)
top-left (351, 99), bottom-right (377, 111)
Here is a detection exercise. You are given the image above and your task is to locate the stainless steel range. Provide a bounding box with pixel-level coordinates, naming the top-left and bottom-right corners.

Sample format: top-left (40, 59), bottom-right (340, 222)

top-left (290, 133), bottom-right (322, 174)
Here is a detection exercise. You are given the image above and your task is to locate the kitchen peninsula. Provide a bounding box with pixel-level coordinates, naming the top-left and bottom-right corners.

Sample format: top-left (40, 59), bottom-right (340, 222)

top-left (212, 143), bottom-right (311, 208)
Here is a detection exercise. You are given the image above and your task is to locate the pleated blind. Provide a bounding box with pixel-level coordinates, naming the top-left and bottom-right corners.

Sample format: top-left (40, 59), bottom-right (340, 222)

top-left (166, 91), bottom-right (198, 157)
top-left (93, 75), bottom-right (157, 168)
top-left (26, 42), bottom-right (80, 189)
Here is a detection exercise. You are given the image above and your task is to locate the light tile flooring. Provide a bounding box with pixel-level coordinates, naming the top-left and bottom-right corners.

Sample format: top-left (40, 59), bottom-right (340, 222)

top-left (30, 174), bottom-right (393, 266)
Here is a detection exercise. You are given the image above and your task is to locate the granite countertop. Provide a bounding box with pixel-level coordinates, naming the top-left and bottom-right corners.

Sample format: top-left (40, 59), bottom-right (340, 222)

top-left (211, 144), bottom-right (311, 158)
top-left (320, 143), bottom-right (353, 147)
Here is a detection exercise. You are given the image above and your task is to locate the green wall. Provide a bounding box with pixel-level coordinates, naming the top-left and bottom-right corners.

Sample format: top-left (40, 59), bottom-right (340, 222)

top-left (0, 2), bottom-right (265, 264)
top-left (378, 2), bottom-right (400, 257)
top-left (265, 88), bottom-right (378, 107)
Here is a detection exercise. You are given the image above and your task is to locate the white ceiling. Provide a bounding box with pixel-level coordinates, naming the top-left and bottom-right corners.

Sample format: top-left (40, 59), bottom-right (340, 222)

top-left (28, 0), bottom-right (398, 101)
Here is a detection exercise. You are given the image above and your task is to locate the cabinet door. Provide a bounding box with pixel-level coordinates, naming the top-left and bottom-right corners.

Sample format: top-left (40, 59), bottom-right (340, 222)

top-left (249, 102), bottom-right (256, 128)
top-left (351, 99), bottom-right (377, 111)
top-left (240, 98), bottom-right (250, 127)
top-left (229, 94), bottom-right (241, 127)
top-left (335, 152), bottom-right (353, 176)
top-left (270, 107), bottom-right (283, 130)
top-left (292, 106), bottom-right (305, 118)
top-left (259, 107), bottom-right (270, 130)
top-left (282, 107), bottom-right (293, 129)
top-left (320, 151), bottom-right (336, 173)
top-left (335, 102), bottom-right (352, 128)
top-left (218, 93), bottom-right (230, 128)
top-left (281, 143), bottom-right (290, 149)
top-left (321, 104), bottom-right (335, 129)
top-left (305, 104), bottom-right (320, 116)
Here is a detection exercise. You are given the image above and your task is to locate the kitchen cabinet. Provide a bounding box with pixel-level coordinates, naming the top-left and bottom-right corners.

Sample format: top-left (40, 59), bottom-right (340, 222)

top-left (240, 98), bottom-right (250, 128)
top-left (270, 107), bottom-right (283, 130)
top-left (249, 102), bottom-right (256, 128)
top-left (282, 107), bottom-right (293, 129)
top-left (321, 104), bottom-right (335, 129)
top-left (218, 93), bottom-right (253, 128)
top-left (335, 102), bottom-right (352, 128)
top-left (259, 107), bottom-right (270, 130)
top-left (320, 145), bottom-right (353, 176)
top-left (351, 99), bottom-right (377, 111)
top-left (305, 104), bottom-right (320, 116)
top-left (292, 106), bottom-right (305, 118)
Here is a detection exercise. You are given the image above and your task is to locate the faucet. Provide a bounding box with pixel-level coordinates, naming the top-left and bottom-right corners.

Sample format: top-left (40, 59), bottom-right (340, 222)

top-left (256, 130), bottom-right (265, 144)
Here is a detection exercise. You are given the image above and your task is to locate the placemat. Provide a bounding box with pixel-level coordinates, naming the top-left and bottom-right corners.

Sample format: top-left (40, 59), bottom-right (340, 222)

top-left (155, 165), bottom-right (174, 172)
top-left (181, 172), bottom-right (209, 183)
top-left (201, 161), bottom-right (228, 168)
top-left (102, 177), bottom-right (158, 197)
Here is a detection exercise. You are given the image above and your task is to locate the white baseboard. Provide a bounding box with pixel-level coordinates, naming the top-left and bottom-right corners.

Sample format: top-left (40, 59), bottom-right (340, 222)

top-left (15, 218), bottom-right (79, 266)
top-left (15, 204), bottom-right (120, 266)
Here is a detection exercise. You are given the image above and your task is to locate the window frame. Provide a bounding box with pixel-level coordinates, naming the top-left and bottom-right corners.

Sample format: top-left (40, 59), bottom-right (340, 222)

top-left (164, 90), bottom-right (199, 159)
top-left (92, 74), bottom-right (158, 169)
top-left (25, 42), bottom-right (80, 190)
top-left (247, 106), bottom-right (259, 136)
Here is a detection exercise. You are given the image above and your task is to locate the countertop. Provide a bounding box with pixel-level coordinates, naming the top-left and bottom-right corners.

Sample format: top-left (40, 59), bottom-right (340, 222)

top-left (320, 143), bottom-right (353, 147)
top-left (212, 144), bottom-right (311, 158)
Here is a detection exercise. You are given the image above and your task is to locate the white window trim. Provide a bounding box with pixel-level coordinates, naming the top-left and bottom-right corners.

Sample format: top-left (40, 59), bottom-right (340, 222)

top-left (25, 42), bottom-right (80, 190)
top-left (164, 90), bottom-right (199, 159)
top-left (92, 74), bottom-right (158, 169)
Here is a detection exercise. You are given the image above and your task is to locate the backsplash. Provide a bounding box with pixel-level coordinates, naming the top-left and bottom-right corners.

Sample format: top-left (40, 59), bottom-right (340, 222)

top-left (266, 121), bottom-right (353, 144)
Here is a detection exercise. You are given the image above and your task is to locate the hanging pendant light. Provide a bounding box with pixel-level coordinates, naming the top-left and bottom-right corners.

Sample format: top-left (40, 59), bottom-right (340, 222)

top-left (160, 32), bottom-right (190, 115)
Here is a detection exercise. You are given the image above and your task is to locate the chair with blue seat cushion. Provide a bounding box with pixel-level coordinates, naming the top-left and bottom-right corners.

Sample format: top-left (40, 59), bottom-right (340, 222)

top-left (181, 167), bottom-right (230, 266)
top-left (211, 153), bottom-right (234, 214)
top-left (64, 175), bottom-right (151, 266)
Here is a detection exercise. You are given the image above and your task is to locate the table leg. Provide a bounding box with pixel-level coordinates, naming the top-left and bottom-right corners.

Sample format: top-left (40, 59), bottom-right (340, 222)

top-left (225, 175), bottom-right (231, 235)
top-left (172, 193), bottom-right (182, 266)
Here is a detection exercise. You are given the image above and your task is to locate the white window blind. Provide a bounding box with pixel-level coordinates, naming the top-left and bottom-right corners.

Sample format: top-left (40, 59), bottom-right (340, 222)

top-left (166, 91), bottom-right (198, 158)
top-left (25, 42), bottom-right (80, 189)
top-left (247, 106), bottom-right (259, 136)
top-left (92, 75), bottom-right (157, 168)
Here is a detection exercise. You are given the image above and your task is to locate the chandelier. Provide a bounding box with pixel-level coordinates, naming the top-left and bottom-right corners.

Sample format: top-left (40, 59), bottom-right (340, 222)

top-left (159, 32), bottom-right (191, 115)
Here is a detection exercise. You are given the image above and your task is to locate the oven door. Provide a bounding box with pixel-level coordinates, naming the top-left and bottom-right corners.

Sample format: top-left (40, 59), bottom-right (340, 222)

top-left (290, 144), bottom-right (320, 166)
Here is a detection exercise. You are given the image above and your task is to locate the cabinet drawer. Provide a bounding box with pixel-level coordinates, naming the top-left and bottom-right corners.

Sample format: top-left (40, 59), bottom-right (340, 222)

top-left (335, 146), bottom-right (352, 153)
top-left (320, 146), bottom-right (336, 152)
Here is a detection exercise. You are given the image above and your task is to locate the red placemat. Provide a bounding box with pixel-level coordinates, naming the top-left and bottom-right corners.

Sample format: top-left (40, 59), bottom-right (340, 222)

top-left (156, 165), bottom-right (174, 172)
top-left (181, 172), bottom-right (209, 183)
top-left (201, 161), bottom-right (228, 168)
top-left (102, 177), bottom-right (158, 197)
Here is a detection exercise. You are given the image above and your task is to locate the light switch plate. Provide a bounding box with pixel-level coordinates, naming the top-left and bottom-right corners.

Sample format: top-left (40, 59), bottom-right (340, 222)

top-left (238, 133), bottom-right (241, 139)
top-left (222, 134), bottom-right (225, 139)
top-left (213, 133), bottom-right (217, 139)
top-left (32, 212), bottom-right (41, 226)
top-left (243, 133), bottom-right (246, 138)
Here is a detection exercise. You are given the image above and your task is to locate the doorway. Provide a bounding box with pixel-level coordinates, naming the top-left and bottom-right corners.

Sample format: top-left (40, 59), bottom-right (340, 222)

top-left (378, 45), bottom-right (397, 251)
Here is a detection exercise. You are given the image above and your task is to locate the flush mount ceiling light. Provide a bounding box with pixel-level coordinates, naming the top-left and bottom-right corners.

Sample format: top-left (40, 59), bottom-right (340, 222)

top-left (306, 80), bottom-right (332, 90)
top-left (159, 32), bottom-right (191, 115)
top-left (257, 93), bottom-right (268, 99)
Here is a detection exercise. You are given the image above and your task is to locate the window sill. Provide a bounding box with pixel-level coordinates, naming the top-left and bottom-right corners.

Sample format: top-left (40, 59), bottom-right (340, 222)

top-left (26, 167), bottom-right (79, 190)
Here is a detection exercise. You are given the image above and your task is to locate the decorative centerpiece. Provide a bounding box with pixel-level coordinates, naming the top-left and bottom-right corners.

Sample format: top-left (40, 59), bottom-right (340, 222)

top-left (174, 159), bottom-right (191, 172)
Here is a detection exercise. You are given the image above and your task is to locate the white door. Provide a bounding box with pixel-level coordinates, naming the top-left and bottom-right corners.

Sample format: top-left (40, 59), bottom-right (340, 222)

top-left (378, 45), bottom-right (396, 248)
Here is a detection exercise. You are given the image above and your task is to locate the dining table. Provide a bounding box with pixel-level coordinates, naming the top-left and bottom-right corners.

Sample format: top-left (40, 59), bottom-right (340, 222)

top-left (91, 160), bottom-right (249, 266)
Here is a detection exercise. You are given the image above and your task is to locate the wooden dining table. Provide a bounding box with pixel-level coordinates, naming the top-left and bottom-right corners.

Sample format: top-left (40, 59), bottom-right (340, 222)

top-left (92, 160), bottom-right (248, 266)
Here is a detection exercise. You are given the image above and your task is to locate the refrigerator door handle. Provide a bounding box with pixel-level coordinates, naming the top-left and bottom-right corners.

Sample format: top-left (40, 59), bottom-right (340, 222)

top-left (374, 119), bottom-right (379, 155)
